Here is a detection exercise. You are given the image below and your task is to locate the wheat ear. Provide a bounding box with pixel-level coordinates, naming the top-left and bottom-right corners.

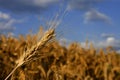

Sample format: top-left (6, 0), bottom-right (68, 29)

top-left (5, 28), bottom-right (55, 80)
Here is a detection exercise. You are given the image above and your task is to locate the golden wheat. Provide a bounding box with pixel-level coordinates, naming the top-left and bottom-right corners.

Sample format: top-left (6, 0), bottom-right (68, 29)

top-left (4, 28), bottom-right (55, 80)
top-left (0, 27), bottom-right (120, 80)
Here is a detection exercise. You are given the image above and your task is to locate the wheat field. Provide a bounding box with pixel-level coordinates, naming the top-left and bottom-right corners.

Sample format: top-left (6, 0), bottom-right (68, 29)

top-left (0, 27), bottom-right (120, 80)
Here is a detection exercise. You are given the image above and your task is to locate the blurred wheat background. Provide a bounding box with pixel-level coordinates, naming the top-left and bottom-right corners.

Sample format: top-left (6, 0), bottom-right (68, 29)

top-left (0, 27), bottom-right (120, 80)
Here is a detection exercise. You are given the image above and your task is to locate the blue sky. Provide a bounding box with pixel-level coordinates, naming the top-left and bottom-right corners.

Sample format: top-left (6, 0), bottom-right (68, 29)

top-left (0, 0), bottom-right (120, 52)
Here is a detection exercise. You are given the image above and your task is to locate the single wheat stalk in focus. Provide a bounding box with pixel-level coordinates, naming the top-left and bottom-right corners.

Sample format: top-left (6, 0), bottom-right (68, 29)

top-left (4, 28), bottom-right (55, 80)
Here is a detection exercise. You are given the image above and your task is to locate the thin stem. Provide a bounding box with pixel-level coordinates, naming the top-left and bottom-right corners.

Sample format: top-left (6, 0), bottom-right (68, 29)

top-left (4, 65), bottom-right (20, 80)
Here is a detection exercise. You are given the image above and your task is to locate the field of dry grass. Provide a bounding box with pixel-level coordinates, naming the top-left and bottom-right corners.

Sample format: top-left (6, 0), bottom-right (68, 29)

top-left (0, 27), bottom-right (120, 80)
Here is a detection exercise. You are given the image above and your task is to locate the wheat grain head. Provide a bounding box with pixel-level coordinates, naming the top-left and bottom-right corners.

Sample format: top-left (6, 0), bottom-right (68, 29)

top-left (4, 28), bottom-right (55, 80)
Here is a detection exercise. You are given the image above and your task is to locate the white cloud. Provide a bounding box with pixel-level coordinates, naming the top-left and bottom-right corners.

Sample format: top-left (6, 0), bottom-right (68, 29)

top-left (101, 33), bottom-right (114, 38)
top-left (66, 0), bottom-right (112, 24)
top-left (0, 11), bottom-right (14, 32)
top-left (7, 32), bottom-right (15, 37)
top-left (67, 0), bottom-right (103, 11)
top-left (33, 0), bottom-right (58, 7)
top-left (96, 37), bottom-right (114, 48)
top-left (84, 9), bottom-right (111, 24)
top-left (117, 50), bottom-right (120, 53)
top-left (106, 37), bottom-right (115, 44)
top-left (0, 11), bottom-right (10, 20)
top-left (0, 11), bottom-right (22, 34)
top-left (0, 19), bottom-right (15, 32)
top-left (58, 37), bottom-right (73, 46)
top-left (81, 37), bottom-right (120, 52)
top-left (95, 37), bottom-right (119, 48)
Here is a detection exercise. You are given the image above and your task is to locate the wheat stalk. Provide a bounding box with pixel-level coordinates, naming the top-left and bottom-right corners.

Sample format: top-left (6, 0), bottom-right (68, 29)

top-left (4, 28), bottom-right (55, 80)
